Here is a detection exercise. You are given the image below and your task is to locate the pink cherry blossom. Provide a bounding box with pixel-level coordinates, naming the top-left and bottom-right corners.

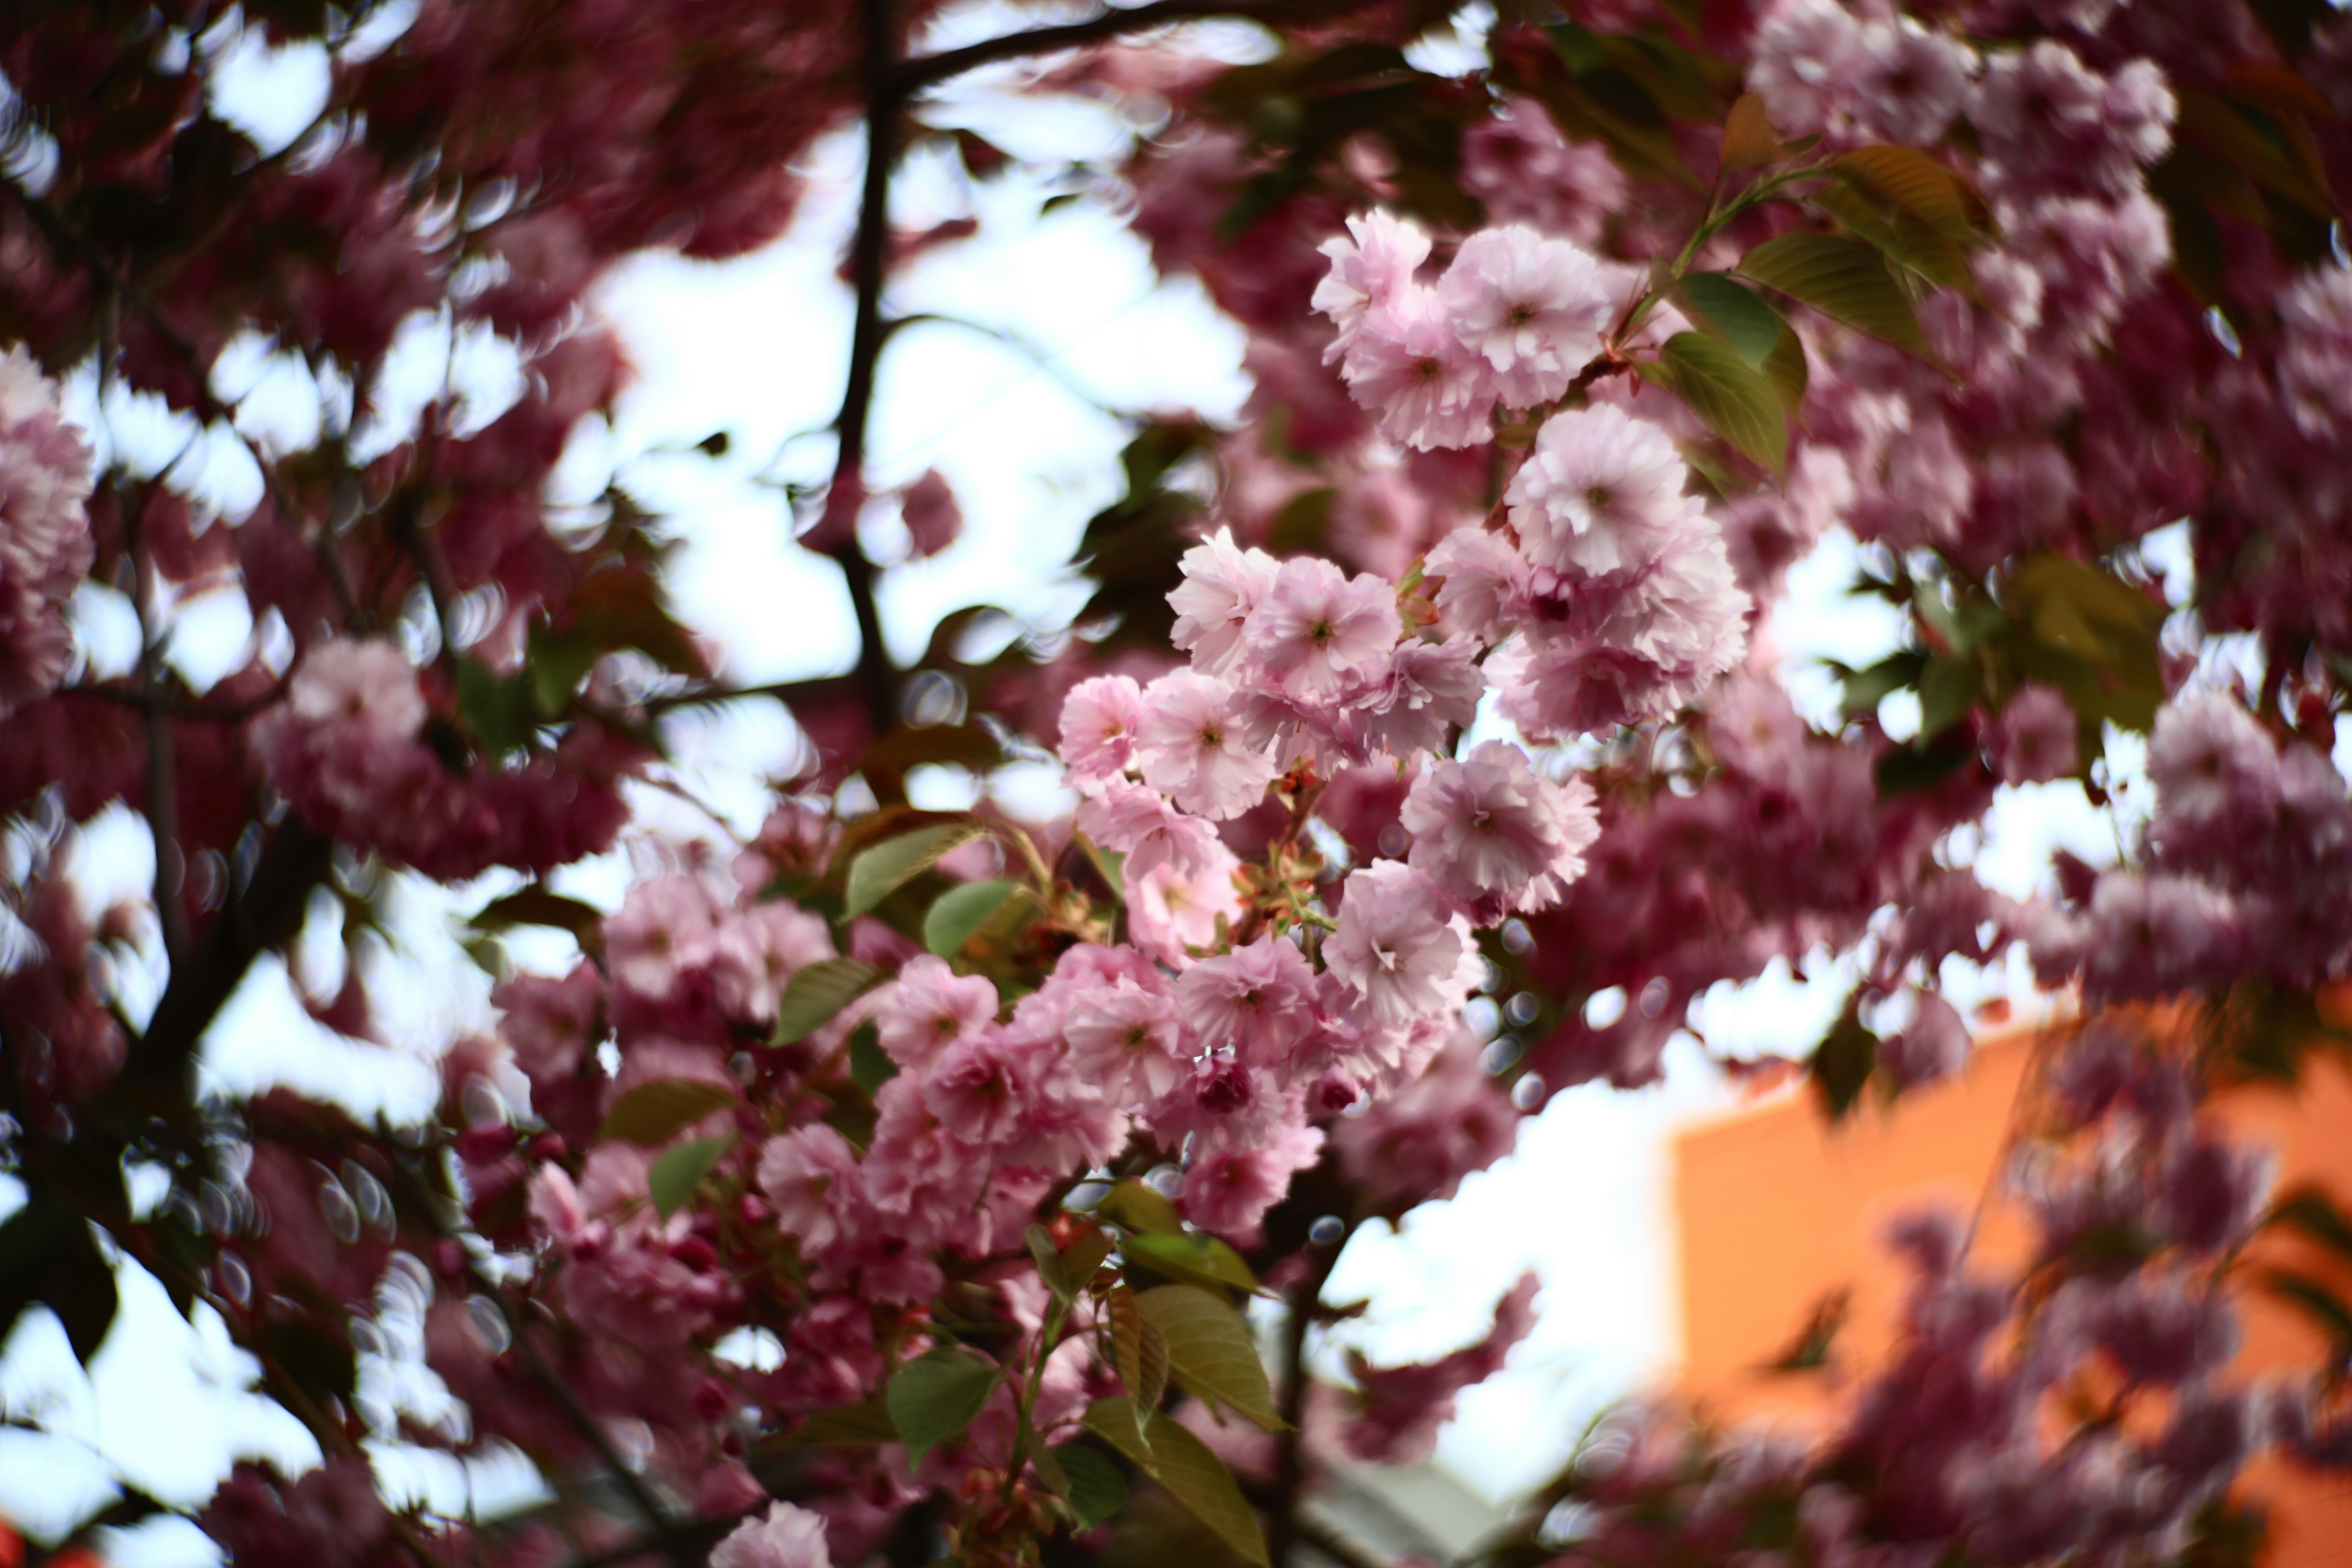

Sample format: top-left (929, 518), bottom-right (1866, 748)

top-left (1991, 682), bottom-right (2079, 785)
top-left (897, 469), bottom-right (962, 559)
top-left (0, 345), bottom-right (92, 719)
top-left (1424, 526), bottom-right (1530, 644)
top-left (1311, 209), bottom-right (1431, 352)
top-left (876, 955), bottom-right (998, 1072)
top-left (1136, 670), bottom-right (1280, 820)
top-left (1057, 674), bottom-right (1145, 783)
top-left (1402, 741), bottom-right (1599, 919)
top-left (712, 1502), bottom-right (832, 1568)
top-left (1324, 861), bottom-right (1466, 1028)
top-left (1073, 776), bottom-right (1225, 879)
top-left (1332, 290), bottom-right (1498, 451)
top-left (1174, 933), bottom-right (1320, 1067)
top-left (923, 1027), bottom-right (1045, 1148)
top-left (1062, 978), bottom-right (1191, 1101)
top-left (1439, 225), bottom-right (1612, 408)
top-left (1357, 636), bottom-right (1486, 760)
top-left (1128, 840), bottom-right (1243, 969)
top-left (1243, 557), bottom-right (1402, 703)
top-left (1167, 527), bottom-right (1279, 677)
top-left (757, 1125), bottom-right (863, 1256)
top-left (1504, 403), bottom-right (1693, 576)
top-left (1180, 1120), bottom-right (1324, 1241)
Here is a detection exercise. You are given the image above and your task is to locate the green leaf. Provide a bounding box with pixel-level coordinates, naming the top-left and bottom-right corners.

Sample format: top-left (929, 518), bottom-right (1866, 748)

top-left (847, 1022), bottom-right (897, 1095)
top-left (1030, 1224), bottom-right (1074, 1298)
top-left (771, 1395), bottom-right (901, 1447)
top-left (1830, 146), bottom-right (1992, 239)
top-left (845, 821), bottom-right (986, 918)
top-left (924, 878), bottom-right (1023, 957)
top-left (772, 957), bottom-right (886, 1047)
top-left (1107, 1283), bottom-right (1170, 1434)
top-left (1738, 235), bottom-right (1931, 361)
top-left (1917, 654), bottom-right (1980, 739)
top-left (1809, 995), bottom-right (1880, 1124)
top-left (457, 660), bottom-right (539, 758)
top-left (888, 1343), bottom-right (1004, 1467)
top-left (1675, 274), bottom-right (1785, 370)
top-left (470, 886), bottom-right (606, 949)
top-left (1830, 650), bottom-right (1927, 717)
top-left (2267, 1186), bottom-right (2352, 1265)
top-left (1049, 1441), bottom-right (1129, 1530)
top-left (1762, 322), bottom-right (1809, 414)
top-left (1810, 181), bottom-right (1973, 292)
top-left (1084, 1399), bottom-right (1270, 1567)
top-left (1095, 1180), bottom-right (1184, 1235)
top-left (1137, 1286), bottom-right (1287, 1431)
top-left (2264, 1267), bottom-right (2352, 1357)
top-left (1652, 332), bottom-right (1788, 476)
top-left (1119, 1232), bottom-right (1261, 1297)
top-left (1721, 91), bottom-right (1781, 172)
top-left (598, 1079), bottom-right (738, 1146)
top-left (647, 1134), bottom-right (734, 1220)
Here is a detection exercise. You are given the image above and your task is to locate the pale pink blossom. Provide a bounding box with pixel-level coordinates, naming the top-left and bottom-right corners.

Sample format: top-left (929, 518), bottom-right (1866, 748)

top-left (1460, 99), bottom-right (1627, 249)
top-left (924, 1028), bottom-right (1044, 1148)
top-left (1850, 20), bottom-right (1976, 146)
top-left (1325, 862), bottom-right (1466, 1027)
top-left (1174, 934), bottom-right (1321, 1067)
top-left (1749, 0), bottom-right (1866, 139)
top-left (1402, 741), bottom-right (1599, 919)
top-left (1062, 978), bottom-right (1191, 1101)
top-left (1992, 683), bottom-right (2079, 785)
top-left (1181, 1120), bottom-right (1324, 1240)
top-left (1333, 292), bottom-right (1498, 451)
top-left (1167, 527), bottom-right (1280, 677)
top-left (2277, 265), bottom-right (2352, 441)
top-left (0, 344), bottom-right (94, 719)
top-left (1136, 670), bottom-right (1280, 820)
top-left (1057, 674), bottom-right (1145, 783)
top-left (1424, 527), bottom-right (1529, 644)
top-left (1243, 557), bottom-right (1402, 702)
top-left (604, 875), bottom-right (723, 1004)
top-left (1074, 777), bottom-right (1225, 880)
top-left (285, 638), bottom-right (429, 742)
top-left (1504, 404), bottom-right (1692, 576)
top-left (1359, 636), bottom-right (1486, 760)
top-left (1439, 225), bottom-right (1613, 408)
top-left (757, 1124), bottom-right (862, 1255)
top-left (1128, 841), bottom-right (1243, 969)
top-left (712, 1502), bottom-right (832, 1568)
top-left (1312, 209), bottom-right (1433, 351)
top-left (876, 955), bottom-right (998, 1072)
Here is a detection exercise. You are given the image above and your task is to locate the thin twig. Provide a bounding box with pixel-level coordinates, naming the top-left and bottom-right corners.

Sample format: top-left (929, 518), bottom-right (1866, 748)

top-left (827, 0), bottom-right (910, 748)
top-left (891, 0), bottom-right (1366, 92)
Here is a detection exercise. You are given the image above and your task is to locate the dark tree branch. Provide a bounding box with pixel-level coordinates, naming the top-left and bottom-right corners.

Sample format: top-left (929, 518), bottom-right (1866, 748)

top-left (1266, 1243), bottom-right (1342, 1568)
top-left (826, 0), bottom-right (910, 753)
top-left (126, 818), bottom-right (334, 1082)
top-left (891, 0), bottom-right (1365, 92)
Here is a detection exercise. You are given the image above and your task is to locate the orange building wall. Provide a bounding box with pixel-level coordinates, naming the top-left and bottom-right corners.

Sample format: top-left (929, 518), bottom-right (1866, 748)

top-left (1673, 1030), bottom-right (2352, 1567)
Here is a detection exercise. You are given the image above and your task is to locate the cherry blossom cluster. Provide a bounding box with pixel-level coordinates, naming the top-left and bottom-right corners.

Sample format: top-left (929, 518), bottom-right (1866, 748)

top-left (0, 347), bottom-right (94, 720)
top-left (1314, 213), bottom-right (1619, 452)
top-left (251, 638), bottom-right (636, 881)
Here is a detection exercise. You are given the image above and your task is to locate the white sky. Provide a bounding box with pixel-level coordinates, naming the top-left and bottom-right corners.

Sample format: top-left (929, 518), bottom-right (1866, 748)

top-left (0, 8), bottom-right (2227, 1556)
